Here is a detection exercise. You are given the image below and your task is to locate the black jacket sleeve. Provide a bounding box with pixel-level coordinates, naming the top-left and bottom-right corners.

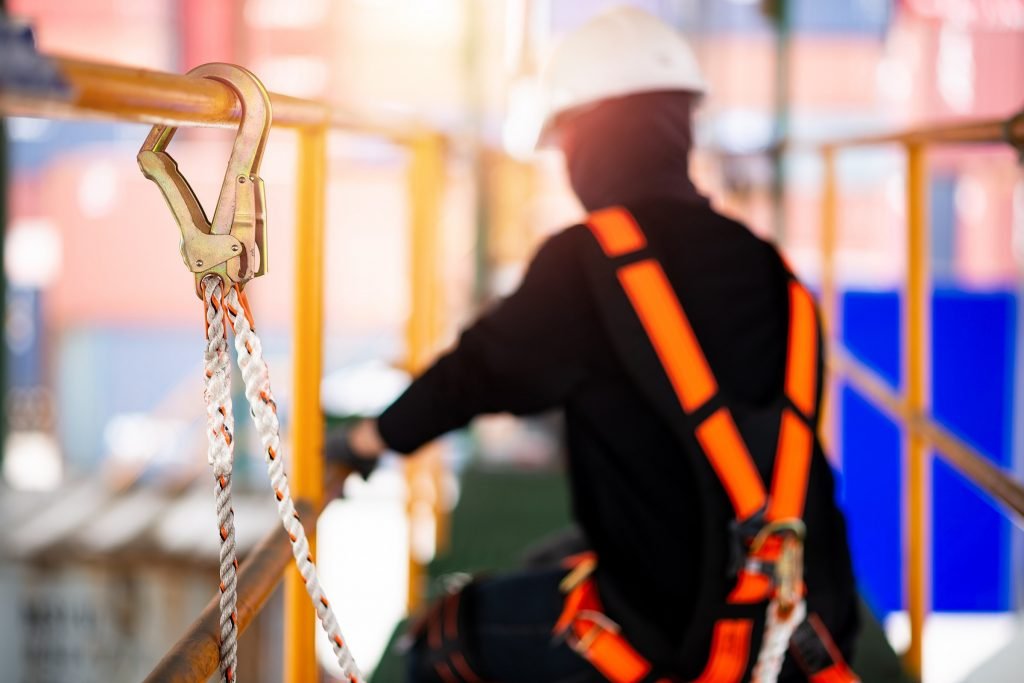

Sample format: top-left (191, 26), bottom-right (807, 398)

top-left (377, 226), bottom-right (594, 454)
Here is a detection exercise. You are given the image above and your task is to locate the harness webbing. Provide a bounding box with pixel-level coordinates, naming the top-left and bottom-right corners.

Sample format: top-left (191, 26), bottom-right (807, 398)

top-left (600, 228), bottom-right (817, 526)
top-left (617, 258), bottom-right (719, 413)
top-left (561, 579), bottom-right (655, 683)
top-left (693, 619), bottom-right (753, 683)
top-left (554, 207), bottom-right (858, 683)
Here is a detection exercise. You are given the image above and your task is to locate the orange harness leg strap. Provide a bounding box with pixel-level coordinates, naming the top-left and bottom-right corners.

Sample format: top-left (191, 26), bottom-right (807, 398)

top-left (578, 207), bottom-right (859, 683)
top-left (554, 564), bottom-right (670, 683)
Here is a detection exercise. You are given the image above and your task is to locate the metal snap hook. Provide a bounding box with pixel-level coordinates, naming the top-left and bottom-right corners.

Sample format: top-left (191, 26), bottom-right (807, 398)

top-left (137, 62), bottom-right (272, 297)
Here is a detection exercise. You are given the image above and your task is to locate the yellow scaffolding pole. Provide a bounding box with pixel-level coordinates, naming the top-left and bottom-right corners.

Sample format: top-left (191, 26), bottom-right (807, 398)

top-left (903, 143), bottom-right (931, 678)
top-left (287, 126), bottom-right (329, 682)
top-left (404, 132), bottom-right (447, 610)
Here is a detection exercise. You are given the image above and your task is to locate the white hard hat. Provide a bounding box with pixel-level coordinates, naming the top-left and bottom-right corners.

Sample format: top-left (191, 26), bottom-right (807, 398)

top-left (538, 7), bottom-right (706, 146)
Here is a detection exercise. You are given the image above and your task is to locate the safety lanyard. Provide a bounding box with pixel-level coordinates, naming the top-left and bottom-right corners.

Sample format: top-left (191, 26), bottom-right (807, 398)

top-left (139, 63), bottom-right (362, 683)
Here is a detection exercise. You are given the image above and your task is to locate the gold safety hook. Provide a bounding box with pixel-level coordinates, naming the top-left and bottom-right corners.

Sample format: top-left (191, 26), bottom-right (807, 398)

top-left (137, 63), bottom-right (272, 297)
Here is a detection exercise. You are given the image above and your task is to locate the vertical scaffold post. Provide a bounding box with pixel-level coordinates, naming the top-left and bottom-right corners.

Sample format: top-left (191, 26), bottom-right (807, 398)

top-left (405, 131), bottom-right (446, 611)
top-left (819, 146), bottom-right (838, 455)
top-left (904, 142), bottom-right (931, 679)
top-left (286, 125), bottom-right (328, 682)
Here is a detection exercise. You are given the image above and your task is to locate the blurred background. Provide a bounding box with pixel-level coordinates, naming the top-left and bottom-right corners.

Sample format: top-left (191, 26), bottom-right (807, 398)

top-left (1, 0), bottom-right (1023, 682)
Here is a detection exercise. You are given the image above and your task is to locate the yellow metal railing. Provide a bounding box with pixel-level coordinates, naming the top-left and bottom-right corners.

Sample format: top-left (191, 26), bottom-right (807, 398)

top-left (288, 124), bottom-right (329, 682)
top-left (815, 113), bottom-right (1024, 678)
top-left (404, 131), bottom-right (449, 609)
top-left (2, 56), bottom-right (447, 682)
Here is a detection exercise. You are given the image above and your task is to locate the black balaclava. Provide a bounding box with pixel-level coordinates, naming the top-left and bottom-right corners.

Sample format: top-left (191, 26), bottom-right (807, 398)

top-left (559, 91), bottom-right (705, 213)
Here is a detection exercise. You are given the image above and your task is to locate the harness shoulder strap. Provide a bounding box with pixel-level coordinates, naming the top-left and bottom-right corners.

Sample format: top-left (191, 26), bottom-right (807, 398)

top-left (767, 281), bottom-right (818, 523)
top-left (586, 206), bottom-right (819, 525)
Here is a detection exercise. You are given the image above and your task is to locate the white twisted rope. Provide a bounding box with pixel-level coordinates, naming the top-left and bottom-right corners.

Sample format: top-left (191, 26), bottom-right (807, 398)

top-left (203, 282), bottom-right (363, 683)
top-left (203, 278), bottom-right (239, 683)
top-left (751, 598), bottom-right (806, 683)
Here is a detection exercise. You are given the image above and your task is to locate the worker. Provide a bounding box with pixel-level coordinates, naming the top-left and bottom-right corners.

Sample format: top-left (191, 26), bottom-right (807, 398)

top-left (326, 7), bottom-right (860, 682)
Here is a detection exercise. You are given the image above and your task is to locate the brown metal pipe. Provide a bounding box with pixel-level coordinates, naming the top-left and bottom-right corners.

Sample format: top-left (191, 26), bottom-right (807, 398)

top-left (1, 56), bottom-right (416, 141)
top-left (143, 465), bottom-right (352, 683)
top-left (831, 350), bottom-right (1024, 525)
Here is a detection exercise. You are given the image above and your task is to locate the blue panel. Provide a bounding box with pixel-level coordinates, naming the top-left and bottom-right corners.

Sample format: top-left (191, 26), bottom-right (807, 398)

top-left (841, 290), bottom-right (901, 386)
top-left (932, 458), bottom-right (1011, 610)
top-left (838, 288), bottom-right (1015, 615)
top-left (930, 290), bottom-right (1015, 611)
top-left (840, 383), bottom-right (903, 614)
top-left (840, 289), bottom-right (902, 615)
top-left (932, 291), bottom-right (1015, 464)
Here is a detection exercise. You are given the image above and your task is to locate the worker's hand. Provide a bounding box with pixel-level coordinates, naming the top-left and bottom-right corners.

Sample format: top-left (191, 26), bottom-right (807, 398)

top-left (324, 419), bottom-right (385, 480)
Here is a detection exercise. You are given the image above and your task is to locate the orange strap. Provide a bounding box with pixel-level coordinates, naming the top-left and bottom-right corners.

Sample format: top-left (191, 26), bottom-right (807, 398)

top-left (766, 409), bottom-right (813, 522)
top-left (555, 577), bottom-right (653, 683)
top-left (785, 280), bottom-right (818, 419)
top-left (726, 570), bottom-right (773, 604)
top-left (618, 259), bottom-right (718, 413)
top-left (589, 206), bottom-right (649, 257)
top-left (694, 408), bottom-right (767, 520)
top-left (809, 664), bottom-right (860, 683)
top-left (586, 207), bottom-right (820, 525)
top-left (691, 619), bottom-right (753, 683)
top-left (768, 281), bottom-right (817, 525)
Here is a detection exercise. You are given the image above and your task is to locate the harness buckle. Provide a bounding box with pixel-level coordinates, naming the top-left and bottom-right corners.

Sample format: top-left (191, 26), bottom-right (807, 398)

top-left (751, 519), bottom-right (806, 615)
top-left (137, 63), bottom-right (272, 298)
top-left (728, 508), bottom-right (767, 578)
top-left (559, 553), bottom-right (598, 593)
top-left (567, 609), bottom-right (622, 655)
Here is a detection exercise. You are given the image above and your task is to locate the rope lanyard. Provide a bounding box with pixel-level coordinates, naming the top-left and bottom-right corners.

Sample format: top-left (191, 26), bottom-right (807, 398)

top-left (135, 61), bottom-right (362, 683)
top-left (202, 275), bottom-right (362, 683)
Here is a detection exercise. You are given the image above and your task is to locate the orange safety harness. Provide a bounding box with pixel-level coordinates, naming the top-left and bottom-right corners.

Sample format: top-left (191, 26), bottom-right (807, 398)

top-left (553, 207), bottom-right (859, 683)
